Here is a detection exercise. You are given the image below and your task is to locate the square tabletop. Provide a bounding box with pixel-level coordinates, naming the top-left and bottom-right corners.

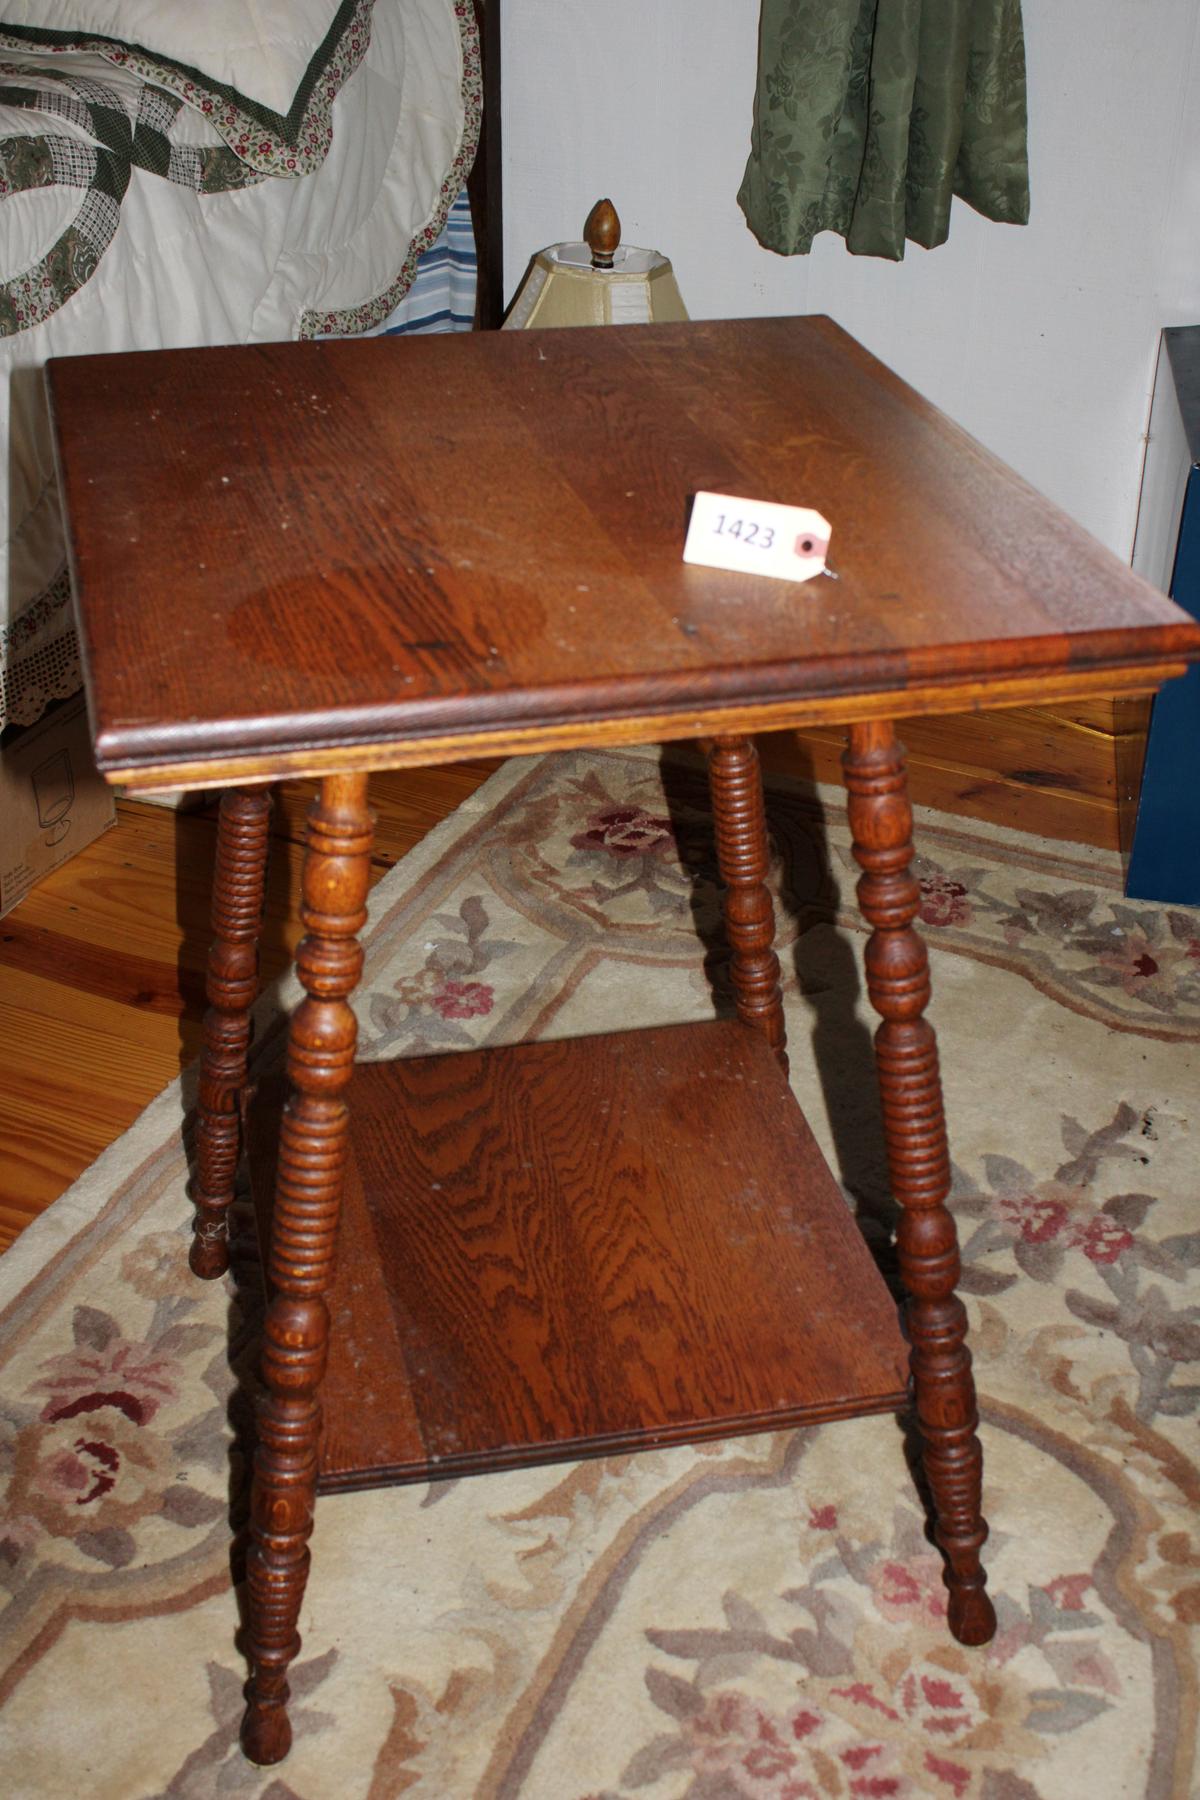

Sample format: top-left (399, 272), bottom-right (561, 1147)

top-left (47, 316), bottom-right (1200, 789)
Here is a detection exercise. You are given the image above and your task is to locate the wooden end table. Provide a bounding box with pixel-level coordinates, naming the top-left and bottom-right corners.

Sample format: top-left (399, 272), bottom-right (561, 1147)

top-left (48, 318), bottom-right (1200, 1766)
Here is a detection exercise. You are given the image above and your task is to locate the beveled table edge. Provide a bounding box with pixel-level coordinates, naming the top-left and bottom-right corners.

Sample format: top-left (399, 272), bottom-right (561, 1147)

top-left (315, 1388), bottom-right (915, 1494)
top-left (96, 654), bottom-right (1192, 791)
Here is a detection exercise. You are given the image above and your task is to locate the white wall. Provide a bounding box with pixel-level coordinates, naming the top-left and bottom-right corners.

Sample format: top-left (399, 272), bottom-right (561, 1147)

top-left (501, 0), bottom-right (1200, 559)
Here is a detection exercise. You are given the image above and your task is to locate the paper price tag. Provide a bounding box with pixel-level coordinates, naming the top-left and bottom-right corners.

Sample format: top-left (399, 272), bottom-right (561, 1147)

top-left (682, 492), bottom-right (831, 583)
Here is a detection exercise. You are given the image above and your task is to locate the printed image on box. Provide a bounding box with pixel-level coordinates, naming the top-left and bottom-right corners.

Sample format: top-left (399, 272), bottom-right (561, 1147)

top-left (0, 694), bottom-right (116, 918)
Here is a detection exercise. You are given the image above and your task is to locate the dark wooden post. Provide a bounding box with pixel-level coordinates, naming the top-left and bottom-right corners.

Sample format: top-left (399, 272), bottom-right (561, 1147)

top-left (190, 787), bottom-right (271, 1279)
top-left (241, 772), bottom-right (373, 1765)
top-left (843, 720), bottom-right (995, 1647)
top-left (708, 735), bottom-right (788, 1072)
top-left (468, 0), bottom-right (503, 329)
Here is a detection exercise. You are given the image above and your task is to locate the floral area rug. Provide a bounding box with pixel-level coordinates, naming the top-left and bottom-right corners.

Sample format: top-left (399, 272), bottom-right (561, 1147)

top-left (2, 745), bottom-right (1199, 1799)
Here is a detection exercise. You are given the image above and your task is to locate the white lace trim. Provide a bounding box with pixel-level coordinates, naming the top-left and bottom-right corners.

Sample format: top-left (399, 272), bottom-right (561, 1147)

top-left (1, 624), bottom-right (82, 728)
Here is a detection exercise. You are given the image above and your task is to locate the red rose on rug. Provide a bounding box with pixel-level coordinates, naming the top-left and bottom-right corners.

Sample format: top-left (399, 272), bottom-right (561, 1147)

top-left (429, 978), bottom-right (494, 1020)
top-left (31, 1324), bottom-right (181, 1426)
top-left (4, 1411), bottom-right (173, 1542)
top-left (571, 805), bottom-right (677, 860)
top-left (867, 1555), bottom-right (949, 1628)
top-left (918, 873), bottom-right (973, 928)
top-left (681, 1689), bottom-right (912, 1799)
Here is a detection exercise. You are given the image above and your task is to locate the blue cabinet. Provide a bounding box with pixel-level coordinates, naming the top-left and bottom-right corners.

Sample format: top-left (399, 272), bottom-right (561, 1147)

top-left (1127, 329), bottom-right (1200, 903)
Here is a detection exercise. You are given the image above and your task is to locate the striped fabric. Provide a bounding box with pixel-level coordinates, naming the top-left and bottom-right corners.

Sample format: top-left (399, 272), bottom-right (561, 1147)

top-left (370, 187), bottom-right (476, 337)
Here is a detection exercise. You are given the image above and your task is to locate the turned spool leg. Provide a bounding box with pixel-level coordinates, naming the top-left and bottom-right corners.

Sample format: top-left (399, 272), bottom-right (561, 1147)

top-left (241, 772), bottom-right (373, 1765)
top-left (191, 787), bottom-right (272, 1279)
top-left (707, 736), bottom-right (787, 1071)
top-left (843, 720), bottom-right (995, 1647)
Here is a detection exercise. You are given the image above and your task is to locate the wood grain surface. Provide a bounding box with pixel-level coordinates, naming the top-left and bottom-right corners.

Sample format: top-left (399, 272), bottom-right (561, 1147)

top-left (777, 693), bottom-right (1157, 850)
top-left (709, 736), bottom-right (787, 1067)
top-left (242, 772), bottom-right (374, 1765)
top-left (845, 721), bottom-right (995, 1647)
top-left (190, 788), bottom-right (272, 1278)
top-left (0, 761), bottom-right (499, 1252)
top-left (247, 1021), bottom-right (910, 1491)
top-left (48, 318), bottom-right (1200, 788)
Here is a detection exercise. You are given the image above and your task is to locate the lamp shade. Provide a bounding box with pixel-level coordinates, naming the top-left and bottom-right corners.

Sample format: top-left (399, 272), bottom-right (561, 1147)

top-left (504, 200), bottom-right (688, 330)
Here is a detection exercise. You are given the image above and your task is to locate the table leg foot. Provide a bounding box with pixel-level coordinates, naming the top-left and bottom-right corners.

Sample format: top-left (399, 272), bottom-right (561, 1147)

top-left (844, 721), bottom-right (995, 1647)
top-left (191, 787), bottom-right (271, 1279)
top-left (908, 1293), bottom-right (995, 1645)
top-left (949, 1577), bottom-right (998, 1647)
top-left (240, 774), bottom-right (372, 1759)
top-left (241, 1689), bottom-right (293, 1766)
top-left (708, 735), bottom-right (788, 1070)
top-left (188, 1228), bottom-right (230, 1282)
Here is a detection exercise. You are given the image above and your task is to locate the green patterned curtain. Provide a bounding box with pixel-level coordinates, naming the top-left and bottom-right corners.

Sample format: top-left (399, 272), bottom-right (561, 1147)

top-left (738, 0), bottom-right (1030, 260)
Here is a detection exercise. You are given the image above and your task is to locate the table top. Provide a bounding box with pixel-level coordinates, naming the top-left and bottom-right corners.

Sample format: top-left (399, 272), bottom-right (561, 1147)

top-left (48, 316), bottom-right (1200, 789)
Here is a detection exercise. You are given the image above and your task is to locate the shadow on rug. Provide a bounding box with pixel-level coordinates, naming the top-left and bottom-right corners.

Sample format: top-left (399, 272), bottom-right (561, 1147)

top-left (1, 746), bottom-right (1198, 1798)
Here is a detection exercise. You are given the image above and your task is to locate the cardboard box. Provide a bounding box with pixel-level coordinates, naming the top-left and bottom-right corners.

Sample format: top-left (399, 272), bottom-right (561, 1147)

top-left (0, 692), bottom-right (116, 917)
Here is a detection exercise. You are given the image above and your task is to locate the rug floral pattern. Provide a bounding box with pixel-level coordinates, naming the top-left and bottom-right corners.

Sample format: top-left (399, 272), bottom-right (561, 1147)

top-left (1, 747), bottom-right (1198, 1798)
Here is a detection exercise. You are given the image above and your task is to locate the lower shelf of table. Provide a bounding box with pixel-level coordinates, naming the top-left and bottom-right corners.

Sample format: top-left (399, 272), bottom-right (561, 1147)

top-left (246, 1018), bottom-right (911, 1495)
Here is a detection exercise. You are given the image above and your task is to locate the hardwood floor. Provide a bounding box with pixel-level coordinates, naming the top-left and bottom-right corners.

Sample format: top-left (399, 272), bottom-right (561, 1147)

top-left (763, 698), bottom-right (1148, 852)
top-left (0, 761), bottom-right (499, 1253)
top-left (0, 700), bottom-right (1137, 1256)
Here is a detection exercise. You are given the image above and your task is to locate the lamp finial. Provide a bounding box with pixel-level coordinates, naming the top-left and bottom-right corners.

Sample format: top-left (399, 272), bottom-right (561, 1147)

top-left (584, 199), bottom-right (620, 269)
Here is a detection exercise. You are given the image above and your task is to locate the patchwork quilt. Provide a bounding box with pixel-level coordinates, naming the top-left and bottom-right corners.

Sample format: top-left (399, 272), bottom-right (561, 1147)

top-left (0, 0), bottom-right (374, 170)
top-left (0, 0), bottom-right (478, 730)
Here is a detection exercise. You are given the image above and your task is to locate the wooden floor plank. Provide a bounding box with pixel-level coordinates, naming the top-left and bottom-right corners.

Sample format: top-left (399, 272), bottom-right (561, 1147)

top-left (0, 964), bottom-right (189, 1232)
top-left (780, 700), bottom-right (1131, 848)
top-left (0, 725), bottom-right (1122, 1257)
top-left (0, 760), bottom-right (501, 1253)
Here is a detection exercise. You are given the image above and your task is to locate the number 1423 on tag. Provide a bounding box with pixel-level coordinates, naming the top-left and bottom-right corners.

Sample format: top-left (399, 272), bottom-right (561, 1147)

top-left (682, 492), bottom-right (832, 583)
